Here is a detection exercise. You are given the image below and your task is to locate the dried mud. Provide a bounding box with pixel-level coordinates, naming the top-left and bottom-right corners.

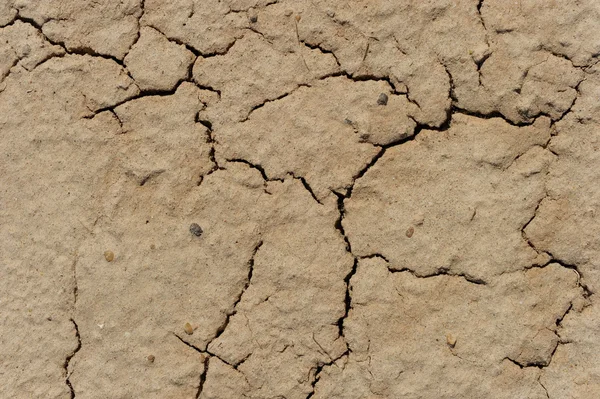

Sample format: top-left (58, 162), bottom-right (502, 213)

top-left (1, 1), bottom-right (600, 398)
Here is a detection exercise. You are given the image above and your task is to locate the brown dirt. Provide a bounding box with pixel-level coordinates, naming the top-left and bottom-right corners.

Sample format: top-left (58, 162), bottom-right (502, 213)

top-left (1, 1), bottom-right (599, 398)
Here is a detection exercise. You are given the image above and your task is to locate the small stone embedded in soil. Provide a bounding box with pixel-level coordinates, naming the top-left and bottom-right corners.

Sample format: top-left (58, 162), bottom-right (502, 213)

top-left (446, 333), bottom-right (457, 348)
top-left (406, 226), bottom-right (414, 238)
top-left (249, 16), bottom-right (258, 23)
top-left (189, 223), bottom-right (203, 237)
top-left (377, 93), bottom-right (389, 106)
top-left (147, 355), bottom-right (155, 363)
top-left (184, 322), bottom-right (194, 335)
top-left (104, 251), bottom-right (115, 262)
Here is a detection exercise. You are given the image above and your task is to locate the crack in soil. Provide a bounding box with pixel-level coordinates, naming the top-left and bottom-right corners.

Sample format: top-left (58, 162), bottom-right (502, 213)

top-left (211, 241), bottom-right (263, 342)
top-left (64, 319), bottom-right (82, 399)
top-left (3, 6), bottom-right (596, 395)
top-left (195, 355), bottom-right (210, 399)
top-left (172, 240), bottom-right (263, 396)
top-left (521, 193), bottom-right (593, 298)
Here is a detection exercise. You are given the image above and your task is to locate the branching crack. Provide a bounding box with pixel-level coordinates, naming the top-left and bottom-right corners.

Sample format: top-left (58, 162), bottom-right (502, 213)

top-left (171, 334), bottom-right (212, 397)
top-left (305, 353), bottom-right (348, 399)
top-left (329, 104), bottom-right (454, 357)
top-left (12, 15), bottom-right (133, 71)
top-left (172, 238), bottom-right (264, 397)
top-left (225, 159), bottom-right (321, 204)
top-left (549, 77), bottom-right (586, 125)
top-left (520, 193), bottom-right (593, 298)
top-left (173, 332), bottom-right (247, 397)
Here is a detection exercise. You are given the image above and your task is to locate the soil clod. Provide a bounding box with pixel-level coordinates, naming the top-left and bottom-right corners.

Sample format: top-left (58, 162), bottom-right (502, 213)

top-left (189, 223), bottom-right (203, 237)
top-left (377, 93), bottom-right (389, 106)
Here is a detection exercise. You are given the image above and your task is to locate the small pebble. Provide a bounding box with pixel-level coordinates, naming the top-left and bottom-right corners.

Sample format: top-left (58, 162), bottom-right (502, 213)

top-left (405, 226), bottom-right (414, 238)
top-left (377, 93), bottom-right (388, 106)
top-left (147, 355), bottom-right (155, 363)
top-left (284, 9), bottom-right (293, 17)
top-left (184, 322), bottom-right (194, 335)
top-left (150, 244), bottom-right (156, 250)
top-left (295, 14), bottom-right (301, 22)
top-left (104, 250), bottom-right (114, 262)
top-left (249, 15), bottom-right (258, 23)
top-left (189, 223), bottom-right (203, 237)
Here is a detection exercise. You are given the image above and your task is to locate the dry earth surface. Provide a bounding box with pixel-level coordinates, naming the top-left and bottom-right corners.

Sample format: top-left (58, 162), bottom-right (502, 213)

top-left (1, 0), bottom-right (600, 398)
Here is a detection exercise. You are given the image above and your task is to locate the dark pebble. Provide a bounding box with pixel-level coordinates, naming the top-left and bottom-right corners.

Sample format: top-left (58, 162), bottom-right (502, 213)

top-left (377, 93), bottom-right (388, 106)
top-left (189, 223), bottom-right (203, 237)
top-left (250, 16), bottom-right (258, 23)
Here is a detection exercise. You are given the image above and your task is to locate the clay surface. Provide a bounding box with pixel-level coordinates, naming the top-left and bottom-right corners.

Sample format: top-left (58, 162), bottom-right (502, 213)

top-left (1, 1), bottom-right (599, 398)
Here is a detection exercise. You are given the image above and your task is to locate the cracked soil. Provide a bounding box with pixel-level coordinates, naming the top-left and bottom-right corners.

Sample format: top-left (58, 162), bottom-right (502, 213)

top-left (1, 0), bottom-right (600, 398)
